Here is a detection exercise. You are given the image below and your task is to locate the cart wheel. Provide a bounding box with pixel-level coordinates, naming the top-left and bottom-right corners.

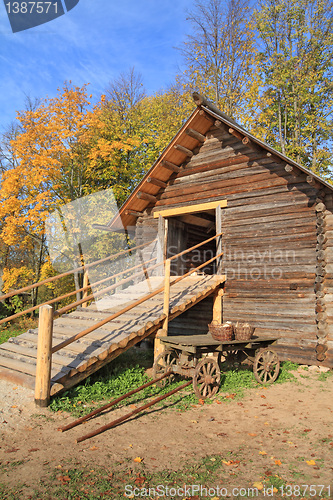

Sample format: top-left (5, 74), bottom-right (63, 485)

top-left (253, 348), bottom-right (280, 384)
top-left (219, 350), bottom-right (247, 368)
top-left (152, 350), bottom-right (179, 387)
top-left (193, 358), bottom-right (221, 399)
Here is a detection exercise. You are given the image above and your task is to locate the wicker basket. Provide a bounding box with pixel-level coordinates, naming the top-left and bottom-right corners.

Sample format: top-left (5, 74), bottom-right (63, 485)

top-left (234, 322), bottom-right (255, 341)
top-left (208, 320), bottom-right (234, 341)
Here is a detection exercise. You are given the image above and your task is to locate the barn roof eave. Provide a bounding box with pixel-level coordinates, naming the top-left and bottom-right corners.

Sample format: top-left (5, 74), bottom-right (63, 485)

top-left (201, 104), bottom-right (333, 193)
top-left (105, 94), bottom-right (333, 231)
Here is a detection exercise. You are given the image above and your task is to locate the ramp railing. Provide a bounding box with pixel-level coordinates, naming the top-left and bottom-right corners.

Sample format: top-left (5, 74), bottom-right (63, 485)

top-left (34, 232), bottom-right (223, 407)
top-left (0, 239), bottom-right (157, 326)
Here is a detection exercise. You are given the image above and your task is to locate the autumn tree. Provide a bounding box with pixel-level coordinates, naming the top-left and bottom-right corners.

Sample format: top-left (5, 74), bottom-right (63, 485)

top-left (0, 83), bottom-right (94, 301)
top-left (87, 69), bottom-right (193, 205)
top-left (255, 0), bottom-right (333, 177)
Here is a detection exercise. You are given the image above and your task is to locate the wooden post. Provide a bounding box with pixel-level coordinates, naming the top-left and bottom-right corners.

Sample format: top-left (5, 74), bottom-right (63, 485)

top-left (163, 218), bottom-right (168, 261)
top-left (154, 259), bottom-right (170, 360)
top-left (35, 305), bottom-right (53, 407)
top-left (157, 215), bottom-right (164, 275)
top-left (163, 259), bottom-right (171, 330)
top-left (82, 270), bottom-right (89, 308)
top-left (215, 204), bottom-right (223, 274)
top-left (213, 288), bottom-right (224, 324)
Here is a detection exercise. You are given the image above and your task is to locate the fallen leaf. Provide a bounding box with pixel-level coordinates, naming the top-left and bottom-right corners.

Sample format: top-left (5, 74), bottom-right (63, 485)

top-left (28, 448), bottom-right (39, 453)
top-left (198, 398), bottom-right (205, 405)
top-left (134, 474), bottom-right (146, 486)
top-left (273, 487), bottom-right (278, 493)
top-left (275, 460), bottom-right (282, 466)
top-left (134, 457), bottom-right (143, 463)
top-left (303, 429), bottom-right (312, 432)
top-left (253, 482), bottom-right (264, 490)
top-left (259, 451), bottom-right (267, 455)
top-left (222, 460), bottom-right (240, 466)
top-left (89, 446), bottom-right (99, 451)
top-left (11, 405), bottom-right (18, 409)
top-left (265, 470), bottom-right (273, 476)
top-left (306, 460), bottom-right (316, 465)
top-left (210, 458), bottom-right (216, 462)
top-left (248, 433), bottom-right (257, 437)
top-left (5, 448), bottom-right (19, 453)
top-left (58, 475), bottom-right (71, 484)
top-left (261, 395), bottom-right (266, 399)
top-left (190, 420), bottom-right (198, 424)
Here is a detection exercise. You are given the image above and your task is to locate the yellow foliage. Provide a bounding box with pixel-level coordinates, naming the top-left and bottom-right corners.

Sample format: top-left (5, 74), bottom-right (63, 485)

top-left (2, 266), bottom-right (35, 293)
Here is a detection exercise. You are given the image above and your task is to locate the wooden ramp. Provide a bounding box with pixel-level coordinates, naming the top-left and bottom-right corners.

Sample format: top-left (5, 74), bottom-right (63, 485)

top-left (0, 274), bottom-right (225, 396)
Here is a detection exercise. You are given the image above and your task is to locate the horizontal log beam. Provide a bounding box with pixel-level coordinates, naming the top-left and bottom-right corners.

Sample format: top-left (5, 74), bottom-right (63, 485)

top-left (136, 191), bottom-right (157, 203)
top-left (161, 160), bottom-right (181, 173)
top-left (147, 177), bottom-right (167, 188)
top-left (186, 128), bottom-right (206, 143)
top-left (285, 164), bottom-right (296, 174)
top-left (174, 144), bottom-right (194, 157)
top-left (228, 127), bottom-right (243, 141)
top-left (124, 210), bottom-right (144, 217)
top-left (153, 199), bottom-right (227, 218)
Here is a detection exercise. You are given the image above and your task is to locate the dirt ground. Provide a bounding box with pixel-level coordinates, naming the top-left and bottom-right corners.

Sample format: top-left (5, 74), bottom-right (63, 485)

top-left (0, 366), bottom-right (332, 499)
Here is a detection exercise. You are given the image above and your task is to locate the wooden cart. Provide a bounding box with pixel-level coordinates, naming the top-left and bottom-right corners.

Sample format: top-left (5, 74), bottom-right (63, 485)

top-left (152, 334), bottom-right (280, 399)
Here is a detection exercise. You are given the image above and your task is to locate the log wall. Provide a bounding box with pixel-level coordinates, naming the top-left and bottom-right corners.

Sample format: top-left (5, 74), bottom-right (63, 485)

top-left (136, 123), bottom-right (333, 367)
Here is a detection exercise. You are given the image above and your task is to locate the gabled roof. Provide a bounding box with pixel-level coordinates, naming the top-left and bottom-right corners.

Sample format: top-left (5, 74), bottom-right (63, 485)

top-left (104, 93), bottom-right (332, 230)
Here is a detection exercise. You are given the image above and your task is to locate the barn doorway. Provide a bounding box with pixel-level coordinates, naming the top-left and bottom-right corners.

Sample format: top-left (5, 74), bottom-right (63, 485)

top-left (154, 200), bottom-right (226, 277)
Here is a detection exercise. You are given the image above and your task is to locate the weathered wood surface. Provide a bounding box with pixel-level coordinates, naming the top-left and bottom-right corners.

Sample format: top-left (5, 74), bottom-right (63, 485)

top-left (0, 274), bottom-right (225, 394)
top-left (139, 120), bottom-right (333, 367)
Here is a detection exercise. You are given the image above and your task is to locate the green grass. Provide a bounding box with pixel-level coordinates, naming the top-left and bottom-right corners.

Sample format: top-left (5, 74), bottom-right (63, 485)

top-left (318, 370), bottom-right (333, 381)
top-left (0, 318), bottom-right (37, 345)
top-left (49, 350), bottom-right (298, 416)
top-left (1, 452), bottom-right (331, 500)
top-left (0, 326), bottom-right (25, 345)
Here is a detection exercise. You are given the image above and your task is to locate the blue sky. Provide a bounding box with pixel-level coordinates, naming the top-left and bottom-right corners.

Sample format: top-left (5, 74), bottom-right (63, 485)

top-left (0, 0), bottom-right (194, 132)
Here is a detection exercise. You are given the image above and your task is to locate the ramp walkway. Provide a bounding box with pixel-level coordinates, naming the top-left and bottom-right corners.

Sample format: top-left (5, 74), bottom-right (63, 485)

top-left (0, 276), bottom-right (225, 396)
top-left (0, 232), bottom-right (224, 401)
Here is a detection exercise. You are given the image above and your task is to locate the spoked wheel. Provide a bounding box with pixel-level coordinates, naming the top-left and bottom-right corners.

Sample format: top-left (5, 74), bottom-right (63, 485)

top-left (193, 357), bottom-right (221, 399)
top-left (253, 348), bottom-right (280, 384)
top-left (152, 350), bottom-right (179, 387)
top-left (219, 349), bottom-right (247, 368)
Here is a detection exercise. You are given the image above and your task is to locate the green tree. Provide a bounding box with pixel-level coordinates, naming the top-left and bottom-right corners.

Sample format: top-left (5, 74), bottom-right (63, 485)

top-left (178, 0), bottom-right (260, 123)
top-left (256, 0), bottom-right (333, 177)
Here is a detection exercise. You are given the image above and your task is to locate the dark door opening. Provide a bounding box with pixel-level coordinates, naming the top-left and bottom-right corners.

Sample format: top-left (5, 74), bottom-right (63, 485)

top-left (166, 210), bottom-right (217, 276)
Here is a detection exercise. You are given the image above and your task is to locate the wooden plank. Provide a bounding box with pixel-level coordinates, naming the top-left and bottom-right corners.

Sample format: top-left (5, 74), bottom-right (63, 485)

top-left (216, 204), bottom-right (223, 274)
top-left (153, 199), bottom-right (227, 218)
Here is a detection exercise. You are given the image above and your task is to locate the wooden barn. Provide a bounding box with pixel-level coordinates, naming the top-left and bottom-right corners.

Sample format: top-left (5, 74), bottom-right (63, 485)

top-left (107, 92), bottom-right (333, 369)
top-left (0, 92), bottom-right (332, 404)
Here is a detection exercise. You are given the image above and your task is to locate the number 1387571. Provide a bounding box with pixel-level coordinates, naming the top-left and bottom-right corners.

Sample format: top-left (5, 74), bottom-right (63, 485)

top-left (5, 2), bottom-right (58, 14)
